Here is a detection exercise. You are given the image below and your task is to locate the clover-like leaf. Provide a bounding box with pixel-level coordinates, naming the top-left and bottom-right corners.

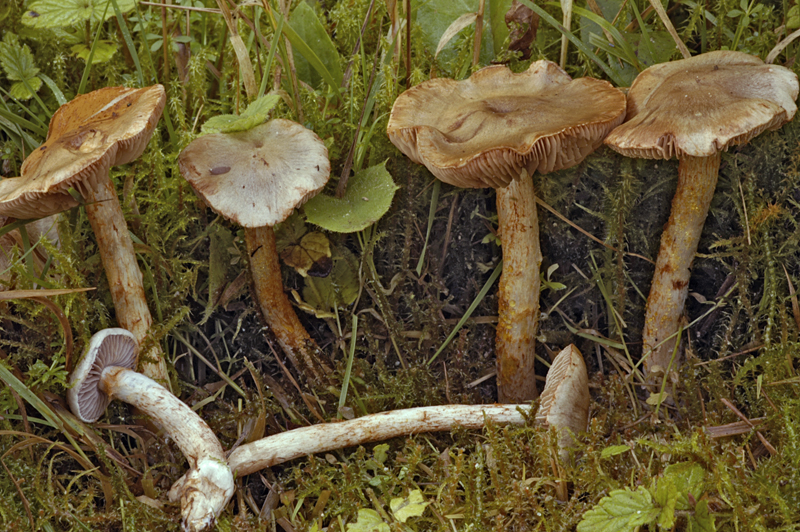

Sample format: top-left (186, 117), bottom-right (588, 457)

top-left (305, 162), bottom-right (398, 233)
top-left (390, 489), bottom-right (429, 523)
top-left (201, 94), bottom-right (281, 135)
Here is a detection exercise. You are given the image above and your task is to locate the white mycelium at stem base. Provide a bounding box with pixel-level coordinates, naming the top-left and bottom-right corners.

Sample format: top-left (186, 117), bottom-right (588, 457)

top-left (68, 329), bottom-right (233, 532)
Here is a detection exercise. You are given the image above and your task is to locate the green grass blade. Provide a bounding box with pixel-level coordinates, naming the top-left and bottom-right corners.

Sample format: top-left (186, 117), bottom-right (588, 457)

top-left (38, 73), bottom-right (66, 106)
top-left (258, 12), bottom-right (284, 99)
top-left (416, 180), bottom-right (440, 276)
top-left (78, 0), bottom-right (113, 94)
top-left (572, 6), bottom-right (641, 70)
top-left (338, 314), bottom-right (358, 417)
top-left (110, 0), bottom-right (144, 86)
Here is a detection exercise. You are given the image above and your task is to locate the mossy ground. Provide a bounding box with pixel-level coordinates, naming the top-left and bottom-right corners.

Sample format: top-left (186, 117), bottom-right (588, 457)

top-left (2, 0), bottom-right (800, 530)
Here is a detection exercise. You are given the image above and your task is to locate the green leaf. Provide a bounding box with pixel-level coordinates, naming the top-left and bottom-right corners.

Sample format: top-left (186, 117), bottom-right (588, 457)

top-left (0, 34), bottom-right (41, 100)
top-left (416, 0), bottom-right (496, 70)
top-left (287, 2), bottom-right (343, 89)
top-left (600, 445), bottom-right (630, 459)
top-left (305, 162), bottom-right (398, 233)
top-left (576, 487), bottom-right (660, 532)
top-left (660, 462), bottom-right (706, 511)
top-left (688, 499), bottom-right (716, 532)
top-left (302, 252), bottom-right (359, 313)
top-left (22, 0), bottom-right (136, 28)
top-left (346, 509), bottom-right (390, 532)
top-left (71, 41), bottom-right (117, 64)
top-left (489, 0), bottom-right (514, 55)
top-left (200, 95), bottom-right (281, 135)
top-left (373, 444), bottom-right (390, 464)
top-left (390, 490), bottom-right (429, 523)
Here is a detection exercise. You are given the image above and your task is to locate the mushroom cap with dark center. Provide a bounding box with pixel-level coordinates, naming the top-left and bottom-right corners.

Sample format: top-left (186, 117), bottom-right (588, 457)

top-left (0, 85), bottom-right (166, 219)
top-left (68, 328), bottom-right (138, 423)
top-left (605, 51), bottom-right (799, 159)
top-left (387, 61), bottom-right (626, 188)
top-left (178, 119), bottom-right (330, 228)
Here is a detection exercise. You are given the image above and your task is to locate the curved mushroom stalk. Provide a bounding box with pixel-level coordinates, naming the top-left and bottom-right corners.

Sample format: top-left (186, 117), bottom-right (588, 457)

top-left (68, 329), bottom-right (233, 532)
top-left (228, 404), bottom-right (531, 476)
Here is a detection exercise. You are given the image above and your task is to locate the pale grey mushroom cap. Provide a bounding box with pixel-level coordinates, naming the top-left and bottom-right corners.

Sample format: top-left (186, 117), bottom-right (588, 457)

top-left (535, 344), bottom-right (589, 450)
top-left (68, 328), bottom-right (138, 423)
top-left (0, 85), bottom-right (165, 219)
top-left (605, 51), bottom-right (799, 159)
top-left (178, 119), bottom-right (330, 228)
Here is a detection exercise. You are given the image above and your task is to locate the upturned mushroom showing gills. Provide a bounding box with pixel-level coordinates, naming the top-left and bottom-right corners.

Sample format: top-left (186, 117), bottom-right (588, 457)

top-left (387, 61), bottom-right (625, 403)
top-left (178, 119), bottom-right (332, 383)
top-left (605, 51), bottom-right (799, 382)
top-left (0, 85), bottom-right (170, 385)
top-left (68, 329), bottom-right (234, 532)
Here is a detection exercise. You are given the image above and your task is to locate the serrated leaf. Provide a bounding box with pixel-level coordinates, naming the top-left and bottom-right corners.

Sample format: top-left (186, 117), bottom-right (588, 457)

top-left (688, 499), bottom-right (716, 532)
top-left (0, 35), bottom-right (41, 100)
top-left (305, 162), bottom-right (398, 233)
top-left (660, 462), bottom-right (706, 510)
top-left (22, 0), bottom-right (135, 28)
top-left (71, 41), bottom-right (117, 64)
top-left (390, 489), bottom-right (429, 523)
top-left (200, 94), bottom-right (281, 135)
top-left (600, 445), bottom-right (630, 459)
top-left (346, 509), bottom-right (390, 532)
top-left (576, 487), bottom-right (660, 532)
top-left (287, 2), bottom-right (343, 89)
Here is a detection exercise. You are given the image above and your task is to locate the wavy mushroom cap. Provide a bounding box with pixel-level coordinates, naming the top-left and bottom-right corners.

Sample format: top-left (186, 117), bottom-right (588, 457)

top-left (178, 119), bottom-right (330, 228)
top-left (387, 61), bottom-right (626, 188)
top-left (68, 328), bottom-right (139, 423)
top-left (0, 85), bottom-right (166, 219)
top-left (605, 51), bottom-right (799, 159)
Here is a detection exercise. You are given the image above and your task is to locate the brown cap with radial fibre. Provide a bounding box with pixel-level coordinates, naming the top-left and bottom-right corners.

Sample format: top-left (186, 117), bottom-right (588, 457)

top-left (605, 51), bottom-right (799, 160)
top-left (535, 344), bottom-right (589, 448)
top-left (178, 119), bottom-right (330, 228)
top-left (387, 61), bottom-right (626, 188)
top-left (67, 328), bottom-right (138, 423)
top-left (0, 85), bottom-right (166, 219)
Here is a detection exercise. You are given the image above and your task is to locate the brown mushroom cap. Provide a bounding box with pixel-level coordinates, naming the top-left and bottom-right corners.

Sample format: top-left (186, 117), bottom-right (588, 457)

top-left (67, 328), bottom-right (138, 423)
top-left (605, 51), bottom-right (799, 159)
top-left (387, 61), bottom-right (626, 188)
top-left (178, 119), bottom-right (330, 228)
top-left (0, 85), bottom-right (166, 219)
top-left (535, 344), bottom-right (589, 449)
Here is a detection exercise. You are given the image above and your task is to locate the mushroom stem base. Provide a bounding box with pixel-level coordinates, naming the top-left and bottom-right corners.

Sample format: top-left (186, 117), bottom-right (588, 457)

top-left (642, 153), bottom-right (721, 380)
top-left (496, 172), bottom-right (541, 402)
top-left (83, 174), bottom-right (169, 386)
top-left (245, 226), bottom-right (331, 383)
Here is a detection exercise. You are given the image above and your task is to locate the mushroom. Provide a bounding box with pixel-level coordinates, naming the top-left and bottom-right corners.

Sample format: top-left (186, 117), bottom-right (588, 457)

top-left (227, 404), bottom-right (530, 476)
top-left (387, 61), bottom-right (625, 402)
top-left (68, 328), bottom-right (234, 532)
top-left (178, 119), bottom-right (332, 382)
top-left (604, 51), bottom-right (799, 381)
top-left (0, 85), bottom-right (170, 385)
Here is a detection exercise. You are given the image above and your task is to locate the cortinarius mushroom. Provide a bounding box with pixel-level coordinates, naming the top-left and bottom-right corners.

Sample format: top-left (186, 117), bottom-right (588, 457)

top-left (68, 328), bottom-right (234, 532)
top-left (387, 61), bottom-right (625, 402)
top-left (178, 119), bottom-right (331, 382)
top-left (0, 85), bottom-right (170, 385)
top-left (605, 51), bottom-right (799, 381)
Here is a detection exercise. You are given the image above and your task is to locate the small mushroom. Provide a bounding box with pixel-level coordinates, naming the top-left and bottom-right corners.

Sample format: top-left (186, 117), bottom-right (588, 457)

top-left (68, 328), bottom-right (234, 532)
top-left (0, 86), bottom-right (170, 385)
top-left (605, 51), bottom-right (799, 381)
top-left (227, 404), bottom-right (530, 476)
top-left (387, 61), bottom-right (625, 402)
top-left (178, 119), bottom-right (332, 382)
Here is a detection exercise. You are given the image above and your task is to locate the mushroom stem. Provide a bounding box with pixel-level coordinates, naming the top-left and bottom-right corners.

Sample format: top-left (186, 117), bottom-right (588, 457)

top-left (228, 404), bottom-right (530, 476)
top-left (642, 153), bottom-right (721, 378)
top-left (99, 366), bottom-right (234, 532)
top-left (83, 174), bottom-right (170, 386)
top-left (244, 225), bottom-right (331, 382)
top-left (495, 171), bottom-right (541, 402)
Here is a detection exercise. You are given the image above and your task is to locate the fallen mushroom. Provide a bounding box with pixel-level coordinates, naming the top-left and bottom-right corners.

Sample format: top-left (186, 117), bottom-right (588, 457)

top-left (605, 51), bottom-right (799, 381)
top-left (227, 404), bottom-right (531, 476)
top-left (178, 119), bottom-right (332, 383)
top-left (0, 85), bottom-right (170, 385)
top-left (68, 328), bottom-right (234, 532)
top-left (387, 61), bottom-right (625, 402)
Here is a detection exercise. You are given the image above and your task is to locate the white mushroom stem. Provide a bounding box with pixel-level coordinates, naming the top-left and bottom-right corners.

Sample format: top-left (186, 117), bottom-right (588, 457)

top-left (495, 172), bottom-right (542, 402)
top-left (83, 174), bottom-right (169, 386)
top-left (99, 366), bottom-right (234, 532)
top-left (642, 153), bottom-right (721, 379)
top-left (228, 404), bottom-right (530, 476)
top-left (245, 225), bottom-right (331, 382)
